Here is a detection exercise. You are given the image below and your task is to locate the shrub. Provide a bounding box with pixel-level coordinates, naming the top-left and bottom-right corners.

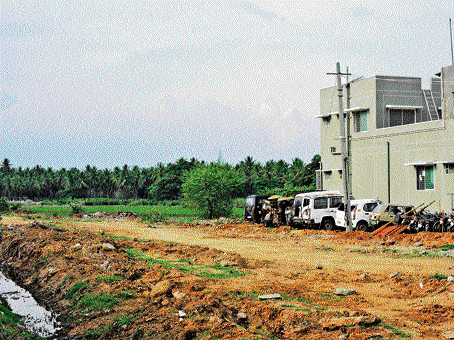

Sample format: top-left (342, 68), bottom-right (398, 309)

top-left (0, 199), bottom-right (9, 213)
top-left (182, 164), bottom-right (239, 219)
top-left (141, 210), bottom-right (167, 223)
top-left (70, 203), bottom-right (85, 215)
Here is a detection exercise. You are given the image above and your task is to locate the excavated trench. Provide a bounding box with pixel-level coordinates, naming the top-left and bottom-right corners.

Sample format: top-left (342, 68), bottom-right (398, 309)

top-left (0, 271), bottom-right (61, 338)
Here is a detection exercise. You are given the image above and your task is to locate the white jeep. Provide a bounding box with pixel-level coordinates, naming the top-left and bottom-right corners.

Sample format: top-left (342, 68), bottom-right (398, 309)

top-left (288, 190), bottom-right (343, 230)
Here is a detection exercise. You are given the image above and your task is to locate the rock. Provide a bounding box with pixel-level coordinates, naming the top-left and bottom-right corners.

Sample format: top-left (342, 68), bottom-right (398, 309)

top-left (322, 315), bottom-right (379, 330)
top-left (219, 260), bottom-right (236, 267)
top-left (413, 242), bottom-right (423, 247)
top-left (447, 276), bottom-right (454, 282)
top-left (359, 273), bottom-right (369, 280)
top-left (258, 293), bottom-right (282, 300)
top-left (172, 291), bottom-right (186, 299)
top-left (334, 288), bottom-right (356, 296)
top-left (237, 312), bottom-right (247, 320)
top-left (150, 280), bottom-right (172, 297)
top-left (443, 331), bottom-right (454, 339)
top-left (178, 310), bottom-right (187, 321)
top-left (389, 272), bottom-right (400, 279)
top-left (316, 263), bottom-right (323, 270)
top-left (102, 243), bottom-right (115, 251)
top-left (100, 260), bottom-right (109, 270)
top-left (70, 243), bottom-right (82, 251)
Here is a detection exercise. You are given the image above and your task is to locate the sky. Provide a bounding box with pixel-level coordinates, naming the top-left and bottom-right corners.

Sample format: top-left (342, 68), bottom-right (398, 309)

top-left (1, 1), bottom-right (453, 169)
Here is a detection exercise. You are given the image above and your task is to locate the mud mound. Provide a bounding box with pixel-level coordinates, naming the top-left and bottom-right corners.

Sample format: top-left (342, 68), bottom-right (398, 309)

top-left (0, 222), bottom-right (401, 340)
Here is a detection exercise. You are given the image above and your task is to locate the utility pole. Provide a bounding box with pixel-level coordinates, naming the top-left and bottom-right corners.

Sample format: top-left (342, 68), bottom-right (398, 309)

top-left (328, 62), bottom-right (352, 231)
top-left (450, 18), bottom-right (454, 65)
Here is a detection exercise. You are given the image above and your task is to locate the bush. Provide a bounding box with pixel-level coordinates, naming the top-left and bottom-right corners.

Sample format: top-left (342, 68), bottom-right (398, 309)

top-left (0, 199), bottom-right (9, 213)
top-left (70, 203), bottom-right (85, 215)
top-left (141, 210), bottom-right (167, 223)
top-left (182, 164), bottom-right (239, 219)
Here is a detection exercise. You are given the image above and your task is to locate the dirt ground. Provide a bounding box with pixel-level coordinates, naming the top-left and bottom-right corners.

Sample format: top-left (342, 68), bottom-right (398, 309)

top-left (1, 214), bottom-right (454, 339)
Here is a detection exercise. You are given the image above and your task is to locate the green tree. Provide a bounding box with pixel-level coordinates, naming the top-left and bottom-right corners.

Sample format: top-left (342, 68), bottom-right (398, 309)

top-left (182, 164), bottom-right (239, 219)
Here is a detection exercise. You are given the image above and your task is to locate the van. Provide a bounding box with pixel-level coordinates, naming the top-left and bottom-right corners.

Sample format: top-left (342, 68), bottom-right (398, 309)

top-left (289, 190), bottom-right (343, 230)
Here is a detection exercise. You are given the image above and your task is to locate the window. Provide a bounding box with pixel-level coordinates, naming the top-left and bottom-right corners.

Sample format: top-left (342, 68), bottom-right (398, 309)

top-left (416, 165), bottom-right (434, 190)
top-left (354, 110), bottom-right (368, 132)
top-left (446, 164), bottom-right (454, 174)
top-left (363, 202), bottom-right (378, 212)
top-left (329, 197), bottom-right (343, 208)
top-left (389, 108), bottom-right (416, 127)
top-left (314, 197), bottom-right (328, 209)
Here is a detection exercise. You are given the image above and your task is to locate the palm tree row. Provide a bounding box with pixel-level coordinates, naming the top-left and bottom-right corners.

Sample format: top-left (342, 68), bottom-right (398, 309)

top-left (0, 155), bottom-right (320, 201)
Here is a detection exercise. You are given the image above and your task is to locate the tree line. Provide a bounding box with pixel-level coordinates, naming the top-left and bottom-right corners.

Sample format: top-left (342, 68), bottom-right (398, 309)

top-left (0, 155), bottom-right (320, 202)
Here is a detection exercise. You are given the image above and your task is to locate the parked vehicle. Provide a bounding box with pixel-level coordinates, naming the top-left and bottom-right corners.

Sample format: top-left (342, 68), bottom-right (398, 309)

top-left (335, 199), bottom-right (384, 231)
top-left (369, 204), bottom-right (414, 228)
top-left (262, 195), bottom-right (294, 227)
top-left (289, 190), bottom-right (343, 230)
top-left (244, 195), bottom-right (268, 223)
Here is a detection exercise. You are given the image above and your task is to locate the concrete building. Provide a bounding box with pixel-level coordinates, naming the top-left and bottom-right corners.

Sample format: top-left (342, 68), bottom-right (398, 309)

top-left (317, 64), bottom-right (454, 213)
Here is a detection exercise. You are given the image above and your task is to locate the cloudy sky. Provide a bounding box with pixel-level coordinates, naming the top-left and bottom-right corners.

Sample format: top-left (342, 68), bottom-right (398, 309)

top-left (1, 1), bottom-right (453, 168)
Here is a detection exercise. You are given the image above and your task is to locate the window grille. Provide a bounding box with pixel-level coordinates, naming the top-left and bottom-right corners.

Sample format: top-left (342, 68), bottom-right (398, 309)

top-left (416, 166), bottom-right (434, 190)
top-left (354, 110), bottom-right (368, 132)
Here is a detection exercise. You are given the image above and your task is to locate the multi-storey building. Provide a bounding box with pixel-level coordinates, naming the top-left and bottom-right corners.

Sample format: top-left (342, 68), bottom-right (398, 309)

top-left (317, 64), bottom-right (454, 213)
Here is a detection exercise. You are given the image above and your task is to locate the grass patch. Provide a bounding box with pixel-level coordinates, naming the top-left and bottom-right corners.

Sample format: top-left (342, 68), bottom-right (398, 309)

top-left (281, 295), bottom-right (327, 311)
top-left (382, 248), bottom-right (444, 259)
top-left (65, 281), bottom-right (89, 300)
top-left (96, 275), bottom-right (123, 283)
top-left (315, 246), bottom-right (335, 252)
top-left (228, 290), bottom-right (260, 299)
top-left (126, 248), bottom-right (247, 280)
top-left (430, 273), bottom-right (448, 280)
top-left (77, 293), bottom-right (119, 312)
top-left (24, 203), bottom-right (243, 221)
top-left (437, 244), bottom-right (454, 251)
top-left (348, 248), bottom-right (376, 255)
top-left (379, 322), bottom-right (411, 338)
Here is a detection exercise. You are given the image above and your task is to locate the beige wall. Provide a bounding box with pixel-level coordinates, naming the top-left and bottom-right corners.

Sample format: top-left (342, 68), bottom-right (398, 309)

top-left (319, 66), bottom-right (454, 213)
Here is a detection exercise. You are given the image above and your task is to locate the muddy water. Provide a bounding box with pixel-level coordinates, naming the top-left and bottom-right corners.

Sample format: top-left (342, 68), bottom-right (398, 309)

top-left (0, 271), bottom-right (60, 338)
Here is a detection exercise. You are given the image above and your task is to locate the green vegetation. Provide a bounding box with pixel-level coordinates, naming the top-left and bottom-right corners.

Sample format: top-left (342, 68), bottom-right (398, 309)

top-left (0, 155), bottom-right (320, 219)
top-left (23, 203), bottom-right (244, 221)
top-left (126, 248), bottom-right (247, 279)
top-left (379, 322), bottom-right (412, 339)
top-left (78, 314), bottom-right (136, 339)
top-left (182, 163), bottom-right (239, 219)
top-left (96, 275), bottom-right (123, 283)
top-left (65, 281), bottom-right (89, 300)
top-left (77, 293), bottom-right (119, 312)
top-left (281, 295), bottom-right (327, 311)
top-left (437, 244), bottom-right (454, 251)
top-left (430, 273), bottom-right (448, 280)
top-left (0, 199), bottom-right (9, 213)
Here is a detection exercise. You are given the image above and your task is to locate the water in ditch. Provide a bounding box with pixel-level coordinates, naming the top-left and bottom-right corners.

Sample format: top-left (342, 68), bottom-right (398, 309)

top-left (0, 271), bottom-right (60, 338)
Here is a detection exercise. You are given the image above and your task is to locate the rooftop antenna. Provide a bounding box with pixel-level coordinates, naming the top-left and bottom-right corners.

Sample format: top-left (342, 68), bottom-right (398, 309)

top-left (450, 18), bottom-right (453, 64)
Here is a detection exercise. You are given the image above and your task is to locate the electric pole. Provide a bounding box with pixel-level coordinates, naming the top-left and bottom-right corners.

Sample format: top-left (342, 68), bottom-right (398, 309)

top-left (328, 62), bottom-right (352, 231)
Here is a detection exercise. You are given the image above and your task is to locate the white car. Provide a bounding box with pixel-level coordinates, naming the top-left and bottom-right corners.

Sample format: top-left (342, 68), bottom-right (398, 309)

top-left (335, 199), bottom-right (384, 231)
